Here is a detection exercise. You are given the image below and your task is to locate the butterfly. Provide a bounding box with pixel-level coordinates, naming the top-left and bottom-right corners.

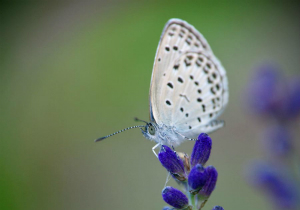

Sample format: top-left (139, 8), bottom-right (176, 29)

top-left (96, 19), bottom-right (229, 156)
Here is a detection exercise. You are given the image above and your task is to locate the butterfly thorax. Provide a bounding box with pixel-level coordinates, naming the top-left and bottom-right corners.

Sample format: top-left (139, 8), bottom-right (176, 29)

top-left (141, 122), bottom-right (185, 147)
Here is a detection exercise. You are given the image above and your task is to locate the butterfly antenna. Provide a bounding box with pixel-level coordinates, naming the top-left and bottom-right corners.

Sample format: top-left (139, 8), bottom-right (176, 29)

top-left (134, 117), bottom-right (148, 124)
top-left (95, 125), bottom-right (145, 142)
top-left (164, 172), bottom-right (171, 188)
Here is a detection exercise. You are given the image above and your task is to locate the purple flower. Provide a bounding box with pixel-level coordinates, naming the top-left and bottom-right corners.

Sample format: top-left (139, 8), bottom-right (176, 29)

top-left (162, 186), bottom-right (189, 209)
top-left (190, 133), bottom-right (212, 168)
top-left (159, 135), bottom-right (221, 209)
top-left (263, 124), bottom-right (292, 157)
top-left (188, 164), bottom-right (208, 194)
top-left (247, 162), bottom-right (299, 209)
top-left (244, 63), bottom-right (300, 121)
top-left (198, 165), bottom-right (218, 199)
top-left (212, 206), bottom-right (224, 210)
top-left (244, 63), bottom-right (300, 210)
top-left (285, 77), bottom-right (300, 119)
top-left (158, 145), bottom-right (187, 181)
top-left (244, 64), bottom-right (285, 118)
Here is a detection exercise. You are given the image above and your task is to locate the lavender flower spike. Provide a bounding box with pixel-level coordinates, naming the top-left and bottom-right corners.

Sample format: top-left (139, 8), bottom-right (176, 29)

top-left (212, 206), bottom-right (224, 210)
top-left (199, 165), bottom-right (218, 199)
top-left (188, 164), bottom-right (208, 195)
top-left (190, 133), bottom-right (212, 168)
top-left (158, 145), bottom-right (187, 181)
top-left (263, 124), bottom-right (291, 158)
top-left (244, 64), bottom-right (284, 118)
top-left (162, 186), bottom-right (189, 209)
top-left (248, 162), bottom-right (299, 209)
top-left (286, 76), bottom-right (300, 119)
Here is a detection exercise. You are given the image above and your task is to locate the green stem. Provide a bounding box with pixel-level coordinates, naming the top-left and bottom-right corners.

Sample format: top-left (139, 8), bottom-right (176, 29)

top-left (184, 182), bottom-right (197, 209)
top-left (187, 191), bottom-right (198, 209)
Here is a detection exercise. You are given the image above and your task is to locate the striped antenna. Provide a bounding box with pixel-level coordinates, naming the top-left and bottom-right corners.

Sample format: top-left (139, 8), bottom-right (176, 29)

top-left (95, 125), bottom-right (145, 142)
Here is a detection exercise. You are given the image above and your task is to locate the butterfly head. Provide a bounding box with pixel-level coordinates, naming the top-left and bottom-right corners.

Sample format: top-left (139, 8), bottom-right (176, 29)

top-left (140, 122), bottom-right (160, 142)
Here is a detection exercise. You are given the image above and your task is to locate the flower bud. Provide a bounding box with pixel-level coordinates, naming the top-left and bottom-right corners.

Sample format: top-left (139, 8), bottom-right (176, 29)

top-left (158, 145), bottom-right (187, 181)
top-left (285, 77), bottom-right (300, 118)
top-left (198, 165), bottom-right (218, 199)
top-left (190, 133), bottom-right (212, 167)
top-left (247, 162), bottom-right (299, 209)
top-left (188, 164), bottom-right (208, 194)
top-left (244, 64), bottom-right (285, 118)
top-left (162, 186), bottom-right (189, 209)
top-left (212, 206), bottom-right (224, 210)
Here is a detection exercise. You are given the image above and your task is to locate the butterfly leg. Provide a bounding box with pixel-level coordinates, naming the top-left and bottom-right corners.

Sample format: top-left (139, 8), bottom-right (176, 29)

top-left (171, 145), bottom-right (178, 156)
top-left (164, 171), bottom-right (171, 188)
top-left (173, 130), bottom-right (197, 141)
top-left (152, 143), bottom-right (160, 158)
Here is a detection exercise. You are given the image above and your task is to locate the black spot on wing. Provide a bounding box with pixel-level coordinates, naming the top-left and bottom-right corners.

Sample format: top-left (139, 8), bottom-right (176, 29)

top-left (197, 98), bottom-right (202, 103)
top-left (178, 77), bottom-right (184, 83)
top-left (210, 87), bottom-right (216, 95)
top-left (202, 104), bottom-right (206, 112)
top-left (167, 82), bottom-right (173, 89)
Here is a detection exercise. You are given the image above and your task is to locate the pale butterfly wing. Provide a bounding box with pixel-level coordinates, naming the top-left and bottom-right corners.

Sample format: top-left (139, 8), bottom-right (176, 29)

top-left (168, 51), bottom-right (229, 138)
top-left (149, 18), bottom-right (212, 123)
top-left (149, 19), bottom-right (228, 139)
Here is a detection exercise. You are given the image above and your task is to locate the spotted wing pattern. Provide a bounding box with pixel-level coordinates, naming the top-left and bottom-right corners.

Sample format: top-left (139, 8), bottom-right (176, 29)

top-left (149, 19), bottom-right (228, 138)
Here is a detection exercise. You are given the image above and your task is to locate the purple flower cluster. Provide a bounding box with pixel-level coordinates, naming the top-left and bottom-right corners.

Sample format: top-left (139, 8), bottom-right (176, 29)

top-left (159, 133), bottom-right (223, 210)
top-left (244, 64), bottom-right (300, 121)
top-left (244, 64), bottom-right (300, 210)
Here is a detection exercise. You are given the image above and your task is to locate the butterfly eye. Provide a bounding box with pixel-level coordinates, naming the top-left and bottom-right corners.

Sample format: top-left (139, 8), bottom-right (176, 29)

top-left (148, 125), bottom-right (155, 135)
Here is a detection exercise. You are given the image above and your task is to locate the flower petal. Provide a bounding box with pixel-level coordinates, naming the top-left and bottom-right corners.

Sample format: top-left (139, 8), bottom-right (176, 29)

top-left (191, 133), bottom-right (212, 167)
top-left (162, 186), bottom-right (189, 209)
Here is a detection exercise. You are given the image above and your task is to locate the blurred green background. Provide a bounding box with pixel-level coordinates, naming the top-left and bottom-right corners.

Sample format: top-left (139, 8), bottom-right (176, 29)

top-left (1, 1), bottom-right (300, 210)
